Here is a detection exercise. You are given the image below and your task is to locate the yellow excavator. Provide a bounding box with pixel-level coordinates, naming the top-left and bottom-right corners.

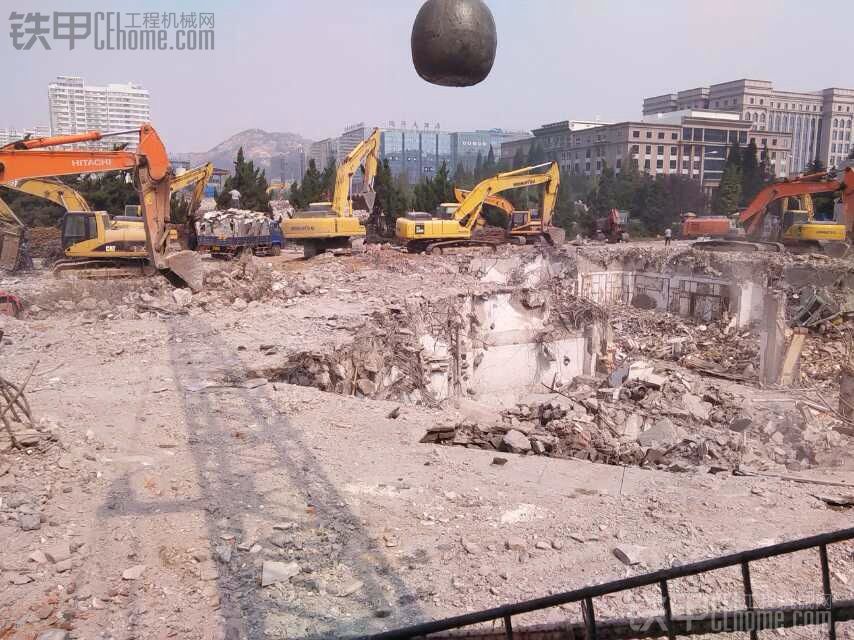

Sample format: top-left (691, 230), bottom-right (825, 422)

top-left (396, 161), bottom-right (562, 253)
top-left (0, 164), bottom-right (213, 270)
top-left (281, 128), bottom-right (380, 258)
top-left (0, 197), bottom-right (27, 270)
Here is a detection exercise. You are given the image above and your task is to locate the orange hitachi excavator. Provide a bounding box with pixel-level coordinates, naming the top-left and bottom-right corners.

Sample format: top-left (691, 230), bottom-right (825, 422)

top-left (0, 125), bottom-right (201, 287)
top-left (695, 168), bottom-right (854, 255)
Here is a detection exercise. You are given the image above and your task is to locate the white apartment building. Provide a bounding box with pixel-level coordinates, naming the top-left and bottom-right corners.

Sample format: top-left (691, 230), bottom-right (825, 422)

top-left (0, 125), bottom-right (50, 146)
top-left (644, 79), bottom-right (854, 174)
top-left (48, 76), bottom-right (151, 150)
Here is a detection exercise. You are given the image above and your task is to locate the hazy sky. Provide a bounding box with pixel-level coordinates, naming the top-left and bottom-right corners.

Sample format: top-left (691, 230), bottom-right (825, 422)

top-left (4, 0), bottom-right (852, 152)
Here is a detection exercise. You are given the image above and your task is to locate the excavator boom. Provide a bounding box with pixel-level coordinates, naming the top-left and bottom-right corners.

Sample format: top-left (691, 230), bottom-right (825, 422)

top-left (4, 177), bottom-right (92, 211)
top-left (331, 128), bottom-right (381, 216)
top-left (170, 163), bottom-right (214, 215)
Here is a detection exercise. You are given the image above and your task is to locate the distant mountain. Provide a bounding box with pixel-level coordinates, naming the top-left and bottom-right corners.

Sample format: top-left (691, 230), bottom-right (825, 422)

top-left (175, 129), bottom-right (313, 179)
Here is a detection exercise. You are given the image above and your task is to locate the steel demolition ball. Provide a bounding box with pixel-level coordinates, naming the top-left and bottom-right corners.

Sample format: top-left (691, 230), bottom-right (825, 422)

top-left (411, 0), bottom-right (497, 87)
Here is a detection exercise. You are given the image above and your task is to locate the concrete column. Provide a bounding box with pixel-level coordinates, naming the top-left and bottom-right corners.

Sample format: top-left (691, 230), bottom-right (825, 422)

top-left (583, 322), bottom-right (600, 376)
top-left (759, 293), bottom-right (786, 386)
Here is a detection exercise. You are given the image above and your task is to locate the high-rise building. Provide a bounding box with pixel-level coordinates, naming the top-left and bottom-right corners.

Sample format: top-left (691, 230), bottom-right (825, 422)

top-left (643, 79), bottom-right (854, 173)
top-left (48, 76), bottom-right (151, 150)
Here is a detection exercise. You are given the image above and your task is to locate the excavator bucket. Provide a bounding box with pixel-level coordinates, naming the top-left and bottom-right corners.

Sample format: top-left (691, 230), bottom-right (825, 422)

top-left (545, 226), bottom-right (566, 246)
top-left (361, 190), bottom-right (376, 214)
top-left (164, 250), bottom-right (204, 292)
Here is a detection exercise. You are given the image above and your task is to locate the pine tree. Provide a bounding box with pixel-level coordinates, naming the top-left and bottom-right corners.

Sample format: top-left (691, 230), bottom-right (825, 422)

top-left (432, 161), bottom-right (454, 205)
top-left (512, 147), bottom-right (525, 170)
top-left (288, 181), bottom-right (302, 209)
top-left (373, 159), bottom-right (407, 225)
top-left (587, 166), bottom-right (618, 216)
top-left (741, 140), bottom-right (761, 205)
top-left (474, 152), bottom-right (484, 181)
top-left (482, 145), bottom-right (497, 177)
top-left (758, 142), bottom-right (773, 185)
top-left (320, 160), bottom-right (337, 201)
top-left (299, 159), bottom-right (324, 205)
top-left (215, 147), bottom-right (272, 212)
top-left (712, 163), bottom-right (742, 214)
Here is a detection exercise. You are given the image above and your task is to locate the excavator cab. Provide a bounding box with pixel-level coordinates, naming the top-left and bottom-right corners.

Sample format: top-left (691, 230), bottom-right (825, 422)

top-left (61, 211), bottom-right (98, 250)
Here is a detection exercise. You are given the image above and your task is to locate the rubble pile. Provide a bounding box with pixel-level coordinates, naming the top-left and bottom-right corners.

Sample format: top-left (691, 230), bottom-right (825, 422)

top-left (26, 226), bottom-right (61, 259)
top-left (611, 308), bottom-right (759, 380)
top-left (252, 310), bottom-right (431, 403)
top-left (194, 209), bottom-right (280, 238)
top-left (425, 359), bottom-right (851, 473)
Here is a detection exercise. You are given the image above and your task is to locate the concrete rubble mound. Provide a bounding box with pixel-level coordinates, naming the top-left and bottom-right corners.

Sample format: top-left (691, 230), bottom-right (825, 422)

top-left (194, 208), bottom-right (280, 238)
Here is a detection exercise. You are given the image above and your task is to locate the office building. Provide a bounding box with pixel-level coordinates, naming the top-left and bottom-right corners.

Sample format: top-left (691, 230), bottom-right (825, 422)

top-left (48, 76), bottom-right (150, 151)
top-left (451, 129), bottom-right (530, 171)
top-left (308, 137), bottom-right (339, 171)
top-left (644, 79), bottom-right (854, 173)
top-left (531, 110), bottom-right (792, 195)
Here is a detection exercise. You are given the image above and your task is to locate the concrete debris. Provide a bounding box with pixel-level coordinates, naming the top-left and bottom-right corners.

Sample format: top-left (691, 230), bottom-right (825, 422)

top-left (122, 564), bottom-right (147, 581)
top-left (261, 561), bottom-right (300, 587)
top-left (613, 544), bottom-right (648, 566)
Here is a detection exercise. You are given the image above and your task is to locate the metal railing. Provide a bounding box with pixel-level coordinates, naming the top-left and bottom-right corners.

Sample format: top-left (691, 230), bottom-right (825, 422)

top-left (361, 527), bottom-right (854, 640)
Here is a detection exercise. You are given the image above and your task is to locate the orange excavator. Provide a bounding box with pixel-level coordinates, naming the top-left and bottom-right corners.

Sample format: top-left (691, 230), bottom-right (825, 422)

top-left (0, 125), bottom-right (201, 287)
top-left (695, 168), bottom-right (854, 255)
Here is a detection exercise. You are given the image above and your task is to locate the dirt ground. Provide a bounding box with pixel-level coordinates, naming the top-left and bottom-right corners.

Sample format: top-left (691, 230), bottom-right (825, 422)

top-left (2, 243), bottom-right (854, 640)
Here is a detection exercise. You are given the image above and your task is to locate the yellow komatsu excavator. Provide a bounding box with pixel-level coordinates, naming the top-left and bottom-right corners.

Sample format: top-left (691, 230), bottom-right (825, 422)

top-left (396, 162), bottom-right (562, 253)
top-left (281, 128), bottom-right (380, 258)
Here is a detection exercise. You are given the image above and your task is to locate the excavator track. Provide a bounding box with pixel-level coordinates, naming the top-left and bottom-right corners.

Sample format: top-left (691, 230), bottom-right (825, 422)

top-left (52, 258), bottom-right (154, 279)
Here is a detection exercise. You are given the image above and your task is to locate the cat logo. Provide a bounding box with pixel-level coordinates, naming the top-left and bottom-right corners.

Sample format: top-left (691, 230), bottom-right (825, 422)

top-left (105, 245), bottom-right (117, 252)
top-left (415, 224), bottom-right (425, 235)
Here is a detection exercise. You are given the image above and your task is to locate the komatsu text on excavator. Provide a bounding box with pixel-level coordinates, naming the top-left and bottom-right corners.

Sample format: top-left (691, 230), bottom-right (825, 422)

top-left (281, 128), bottom-right (380, 258)
top-left (0, 125), bottom-right (202, 288)
top-left (396, 161), bottom-right (562, 253)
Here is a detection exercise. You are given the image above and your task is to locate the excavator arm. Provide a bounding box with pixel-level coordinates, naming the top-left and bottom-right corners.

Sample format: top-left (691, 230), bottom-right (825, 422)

top-left (3, 177), bottom-right (92, 211)
top-left (170, 162), bottom-right (213, 216)
top-left (455, 162), bottom-right (560, 231)
top-left (332, 128), bottom-right (381, 216)
top-left (739, 169), bottom-right (852, 235)
top-left (454, 187), bottom-right (514, 216)
top-left (0, 124), bottom-right (179, 276)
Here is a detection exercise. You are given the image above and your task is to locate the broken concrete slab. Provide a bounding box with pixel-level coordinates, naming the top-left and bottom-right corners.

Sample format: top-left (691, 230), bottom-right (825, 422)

top-left (613, 544), bottom-right (648, 565)
top-left (502, 429), bottom-right (531, 453)
top-left (261, 561), bottom-right (300, 587)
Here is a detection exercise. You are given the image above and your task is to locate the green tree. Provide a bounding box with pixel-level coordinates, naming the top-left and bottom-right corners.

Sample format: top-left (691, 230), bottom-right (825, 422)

top-left (526, 143), bottom-right (545, 165)
top-left (712, 163), bottom-right (742, 214)
top-left (320, 160), bottom-right (337, 201)
top-left (511, 147), bottom-right (525, 170)
top-left (453, 162), bottom-right (472, 189)
top-left (758, 142), bottom-right (774, 186)
top-left (474, 152), bottom-right (484, 181)
top-left (741, 140), bottom-right (762, 204)
top-left (482, 145), bottom-right (497, 178)
top-left (298, 159), bottom-right (324, 206)
top-left (288, 181), bottom-right (303, 209)
top-left (586, 166), bottom-right (618, 216)
top-left (215, 147), bottom-right (271, 212)
top-left (373, 159), bottom-right (407, 226)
